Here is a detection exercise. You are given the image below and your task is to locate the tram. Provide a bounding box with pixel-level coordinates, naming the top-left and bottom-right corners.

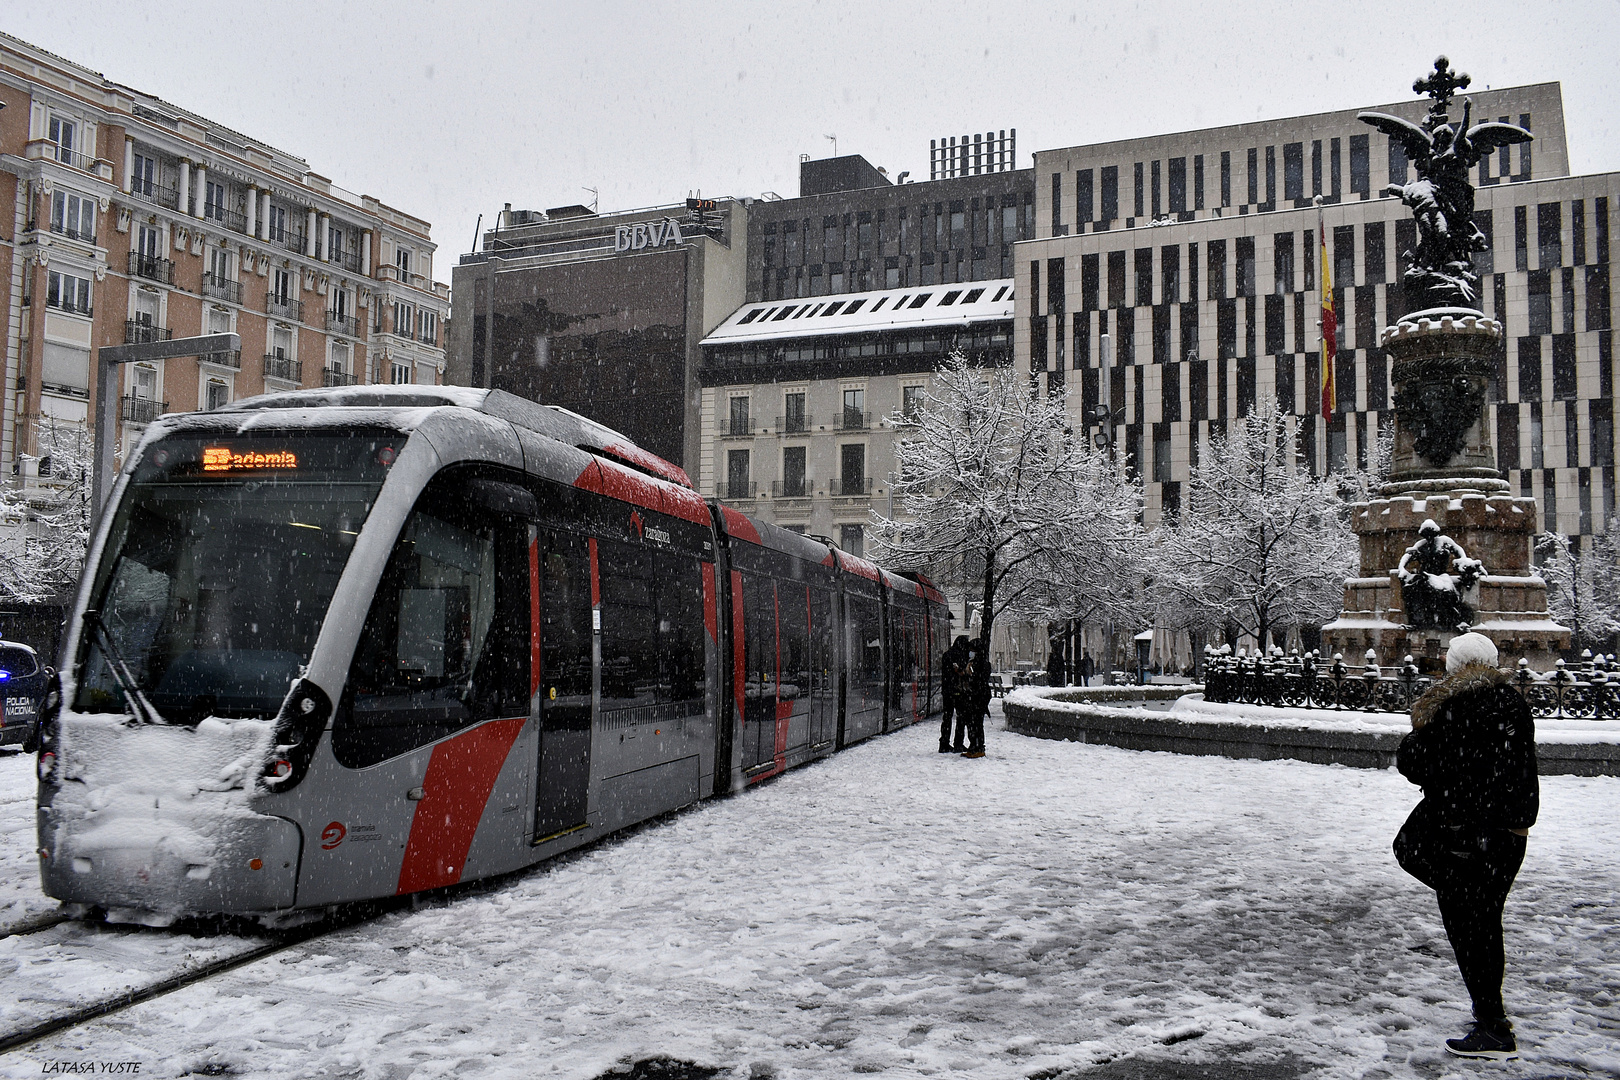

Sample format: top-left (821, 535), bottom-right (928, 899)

top-left (33, 387), bottom-right (949, 918)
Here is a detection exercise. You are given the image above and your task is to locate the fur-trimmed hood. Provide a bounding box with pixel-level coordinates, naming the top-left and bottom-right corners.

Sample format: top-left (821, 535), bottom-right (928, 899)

top-left (1410, 662), bottom-right (1511, 730)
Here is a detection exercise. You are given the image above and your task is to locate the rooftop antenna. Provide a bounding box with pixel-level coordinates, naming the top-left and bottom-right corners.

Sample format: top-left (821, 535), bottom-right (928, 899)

top-left (825, 134), bottom-right (837, 157)
top-left (471, 213), bottom-right (482, 252)
top-left (583, 186), bottom-right (598, 212)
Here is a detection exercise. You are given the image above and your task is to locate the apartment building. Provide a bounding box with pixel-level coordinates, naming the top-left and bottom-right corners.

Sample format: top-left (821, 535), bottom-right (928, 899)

top-left (0, 31), bottom-right (449, 484)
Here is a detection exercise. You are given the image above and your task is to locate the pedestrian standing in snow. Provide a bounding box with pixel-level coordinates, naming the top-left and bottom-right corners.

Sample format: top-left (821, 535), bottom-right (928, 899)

top-left (1394, 632), bottom-right (1537, 1061)
top-left (961, 643), bottom-right (990, 757)
top-left (1080, 652), bottom-right (1095, 687)
top-left (939, 635), bottom-right (970, 753)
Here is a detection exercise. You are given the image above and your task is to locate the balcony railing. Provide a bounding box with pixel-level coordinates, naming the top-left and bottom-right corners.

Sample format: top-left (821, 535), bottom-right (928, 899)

top-left (276, 229), bottom-right (308, 256)
top-left (263, 354), bottom-right (303, 384)
top-left (326, 311), bottom-right (360, 337)
top-left (722, 416), bottom-right (755, 437)
top-left (840, 409), bottom-right (869, 430)
top-left (128, 251), bottom-right (174, 284)
top-left (771, 479), bottom-right (809, 498)
top-left (206, 206), bottom-right (248, 234)
top-left (199, 349), bottom-right (242, 370)
top-left (419, 328), bottom-right (438, 346)
top-left (266, 294), bottom-right (303, 322)
top-left (48, 222), bottom-right (96, 244)
top-left (326, 248), bottom-right (362, 273)
top-left (724, 480), bottom-right (755, 501)
top-left (121, 396), bottom-right (165, 425)
top-left (323, 367), bottom-right (358, 387)
top-left (46, 298), bottom-right (92, 318)
top-left (130, 181), bottom-right (180, 211)
top-left (830, 476), bottom-right (873, 497)
top-left (202, 273), bottom-right (242, 304)
top-left (777, 413), bottom-right (814, 434)
top-left (125, 320), bottom-right (172, 345)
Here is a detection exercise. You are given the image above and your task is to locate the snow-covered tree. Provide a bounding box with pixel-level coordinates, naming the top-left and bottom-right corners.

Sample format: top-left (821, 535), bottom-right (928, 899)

top-left (871, 352), bottom-right (1143, 676)
top-left (1536, 517), bottom-right (1620, 653)
top-left (1150, 403), bottom-right (1361, 652)
top-left (0, 419), bottom-right (95, 605)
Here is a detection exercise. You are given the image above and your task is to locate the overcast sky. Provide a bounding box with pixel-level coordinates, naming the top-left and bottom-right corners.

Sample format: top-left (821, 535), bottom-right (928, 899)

top-left (11, 1), bottom-right (1618, 277)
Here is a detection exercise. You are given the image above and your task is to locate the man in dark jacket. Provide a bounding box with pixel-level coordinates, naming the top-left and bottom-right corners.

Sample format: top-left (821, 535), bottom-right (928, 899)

top-left (961, 643), bottom-right (991, 757)
top-left (939, 636), bottom-right (970, 753)
top-left (1395, 632), bottom-right (1537, 1061)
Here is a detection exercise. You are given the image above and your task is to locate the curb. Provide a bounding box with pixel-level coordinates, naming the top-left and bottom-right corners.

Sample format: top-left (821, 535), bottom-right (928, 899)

top-left (1003, 698), bottom-right (1620, 777)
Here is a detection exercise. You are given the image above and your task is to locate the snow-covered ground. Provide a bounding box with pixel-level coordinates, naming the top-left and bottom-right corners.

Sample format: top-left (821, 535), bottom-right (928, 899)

top-left (0, 709), bottom-right (1617, 1080)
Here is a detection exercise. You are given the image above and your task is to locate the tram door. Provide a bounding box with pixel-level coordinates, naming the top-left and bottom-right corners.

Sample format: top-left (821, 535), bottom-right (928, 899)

top-left (534, 527), bottom-right (593, 842)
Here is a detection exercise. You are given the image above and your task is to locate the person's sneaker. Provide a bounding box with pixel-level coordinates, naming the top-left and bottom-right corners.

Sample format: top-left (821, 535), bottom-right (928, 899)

top-left (1445, 1022), bottom-right (1517, 1060)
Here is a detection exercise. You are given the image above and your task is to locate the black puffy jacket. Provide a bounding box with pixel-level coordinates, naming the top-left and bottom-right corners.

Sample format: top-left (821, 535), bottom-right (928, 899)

top-left (1397, 663), bottom-right (1539, 831)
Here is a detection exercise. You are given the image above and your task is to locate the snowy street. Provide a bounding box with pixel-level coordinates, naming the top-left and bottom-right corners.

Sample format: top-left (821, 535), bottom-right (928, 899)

top-left (1, 709), bottom-right (1617, 1080)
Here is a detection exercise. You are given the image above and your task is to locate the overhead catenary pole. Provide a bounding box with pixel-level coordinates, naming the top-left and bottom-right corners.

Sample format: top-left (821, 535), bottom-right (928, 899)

top-left (92, 333), bottom-right (240, 515)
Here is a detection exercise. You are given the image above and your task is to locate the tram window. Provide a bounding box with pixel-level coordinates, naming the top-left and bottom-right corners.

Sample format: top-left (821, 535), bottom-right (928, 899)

top-left (599, 539), bottom-right (657, 703)
top-left (336, 500), bottom-right (529, 768)
top-left (653, 549), bottom-right (705, 705)
top-left (847, 595), bottom-right (885, 704)
top-left (777, 581), bottom-right (809, 704)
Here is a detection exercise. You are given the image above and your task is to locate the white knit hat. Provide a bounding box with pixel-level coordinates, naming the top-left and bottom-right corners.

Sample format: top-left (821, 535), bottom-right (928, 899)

top-left (1446, 632), bottom-right (1499, 673)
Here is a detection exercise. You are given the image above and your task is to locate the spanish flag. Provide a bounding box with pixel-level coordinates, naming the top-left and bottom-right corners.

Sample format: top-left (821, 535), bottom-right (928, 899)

top-left (1318, 205), bottom-right (1337, 421)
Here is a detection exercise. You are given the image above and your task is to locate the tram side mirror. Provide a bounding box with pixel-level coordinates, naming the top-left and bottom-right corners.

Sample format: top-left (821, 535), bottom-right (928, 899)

top-left (465, 479), bottom-right (537, 519)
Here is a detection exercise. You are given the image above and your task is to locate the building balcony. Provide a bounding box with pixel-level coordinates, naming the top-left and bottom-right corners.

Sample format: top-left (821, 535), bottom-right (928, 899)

top-left (323, 367), bottom-right (358, 388)
top-left (326, 311), bottom-right (360, 338)
top-left (124, 320), bottom-right (172, 345)
top-left (46, 298), bottom-right (92, 318)
top-left (771, 479), bottom-right (809, 498)
top-left (129, 181), bottom-right (180, 211)
top-left (121, 396), bottom-right (165, 425)
top-left (264, 354), bottom-right (302, 384)
top-left (327, 248), bottom-right (362, 273)
top-left (777, 413), bottom-right (814, 434)
top-left (266, 294), bottom-right (303, 322)
top-left (840, 409), bottom-right (870, 430)
top-left (202, 273), bottom-right (242, 304)
top-left (205, 206), bottom-right (248, 234)
top-left (48, 222), bottom-right (96, 244)
top-left (419, 329), bottom-right (438, 346)
top-left (128, 251), bottom-right (174, 285)
top-left (25, 139), bottom-right (113, 180)
top-left (721, 416), bottom-right (755, 437)
top-left (830, 476), bottom-right (873, 497)
top-left (200, 349), bottom-right (241, 370)
top-left (724, 480), bottom-right (755, 501)
top-left (268, 229), bottom-right (307, 256)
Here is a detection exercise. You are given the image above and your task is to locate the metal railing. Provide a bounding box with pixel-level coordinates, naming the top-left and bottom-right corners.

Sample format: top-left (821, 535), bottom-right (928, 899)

top-left (202, 273), bottom-right (242, 304)
top-left (277, 230), bottom-right (308, 256)
top-left (326, 311), bottom-right (360, 337)
top-left (722, 416), bottom-right (755, 437)
top-left (1201, 647), bottom-right (1620, 720)
top-left (840, 409), bottom-right (869, 430)
top-left (199, 349), bottom-right (241, 369)
top-left (263, 354), bottom-right (303, 383)
top-left (130, 182), bottom-right (180, 211)
top-left (124, 320), bottom-right (172, 345)
top-left (777, 413), bottom-right (814, 433)
top-left (206, 206), bottom-right (248, 234)
top-left (724, 480), bottom-right (754, 501)
top-left (121, 396), bottom-right (165, 424)
top-left (48, 222), bottom-right (95, 244)
top-left (326, 248), bottom-right (362, 273)
top-left (128, 251), bottom-right (174, 284)
top-left (830, 476), bottom-right (873, 496)
top-left (323, 367), bottom-right (358, 387)
top-left (266, 295), bottom-right (303, 322)
top-left (772, 479), bottom-right (809, 498)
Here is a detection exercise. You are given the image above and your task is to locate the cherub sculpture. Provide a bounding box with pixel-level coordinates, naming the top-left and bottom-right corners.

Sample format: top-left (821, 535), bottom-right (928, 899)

top-left (1359, 57), bottom-right (1533, 308)
top-left (1396, 519), bottom-right (1486, 630)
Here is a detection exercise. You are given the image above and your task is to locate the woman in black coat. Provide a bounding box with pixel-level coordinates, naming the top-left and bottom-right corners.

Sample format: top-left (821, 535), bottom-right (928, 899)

top-left (1395, 632), bottom-right (1537, 1060)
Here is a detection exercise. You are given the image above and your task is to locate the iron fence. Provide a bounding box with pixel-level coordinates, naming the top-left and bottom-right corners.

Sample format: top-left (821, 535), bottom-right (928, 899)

top-left (1202, 647), bottom-right (1620, 720)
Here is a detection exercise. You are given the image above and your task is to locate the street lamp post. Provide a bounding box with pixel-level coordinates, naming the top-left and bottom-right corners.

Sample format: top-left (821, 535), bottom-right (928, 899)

top-left (91, 333), bottom-right (239, 514)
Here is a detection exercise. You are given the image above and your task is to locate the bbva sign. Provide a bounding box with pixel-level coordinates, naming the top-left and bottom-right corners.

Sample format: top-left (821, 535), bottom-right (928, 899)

top-left (615, 218), bottom-right (683, 253)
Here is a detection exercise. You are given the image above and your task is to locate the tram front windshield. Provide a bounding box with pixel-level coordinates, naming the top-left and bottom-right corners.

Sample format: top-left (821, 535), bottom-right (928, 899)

top-left (73, 429), bottom-right (405, 722)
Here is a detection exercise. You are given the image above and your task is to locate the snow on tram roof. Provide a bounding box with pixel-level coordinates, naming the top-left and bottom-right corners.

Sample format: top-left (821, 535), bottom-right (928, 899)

top-left (216, 384), bottom-right (694, 488)
top-left (701, 279), bottom-right (1014, 346)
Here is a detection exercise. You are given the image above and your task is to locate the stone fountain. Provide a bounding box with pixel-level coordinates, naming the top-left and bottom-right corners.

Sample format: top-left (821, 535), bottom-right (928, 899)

top-left (1322, 57), bottom-right (1569, 672)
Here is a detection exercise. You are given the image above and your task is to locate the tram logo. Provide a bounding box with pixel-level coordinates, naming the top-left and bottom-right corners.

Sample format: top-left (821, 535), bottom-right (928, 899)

top-left (202, 447), bottom-right (299, 472)
top-left (320, 821), bottom-right (347, 850)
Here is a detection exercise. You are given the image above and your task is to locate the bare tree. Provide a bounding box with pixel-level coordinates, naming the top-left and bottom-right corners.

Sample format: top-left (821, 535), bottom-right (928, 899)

top-left (0, 419), bottom-right (95, 606)
top-left (871, 352), bottom-right (1142, 675)
top-left (1536, 517), bottom-right (1620, 653)
top-left (1151, 403), bottom-right (1361, 652)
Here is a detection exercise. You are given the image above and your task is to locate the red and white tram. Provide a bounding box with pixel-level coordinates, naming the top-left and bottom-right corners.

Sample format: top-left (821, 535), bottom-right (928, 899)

top-left (35, 387), bottom-right (949, 917)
